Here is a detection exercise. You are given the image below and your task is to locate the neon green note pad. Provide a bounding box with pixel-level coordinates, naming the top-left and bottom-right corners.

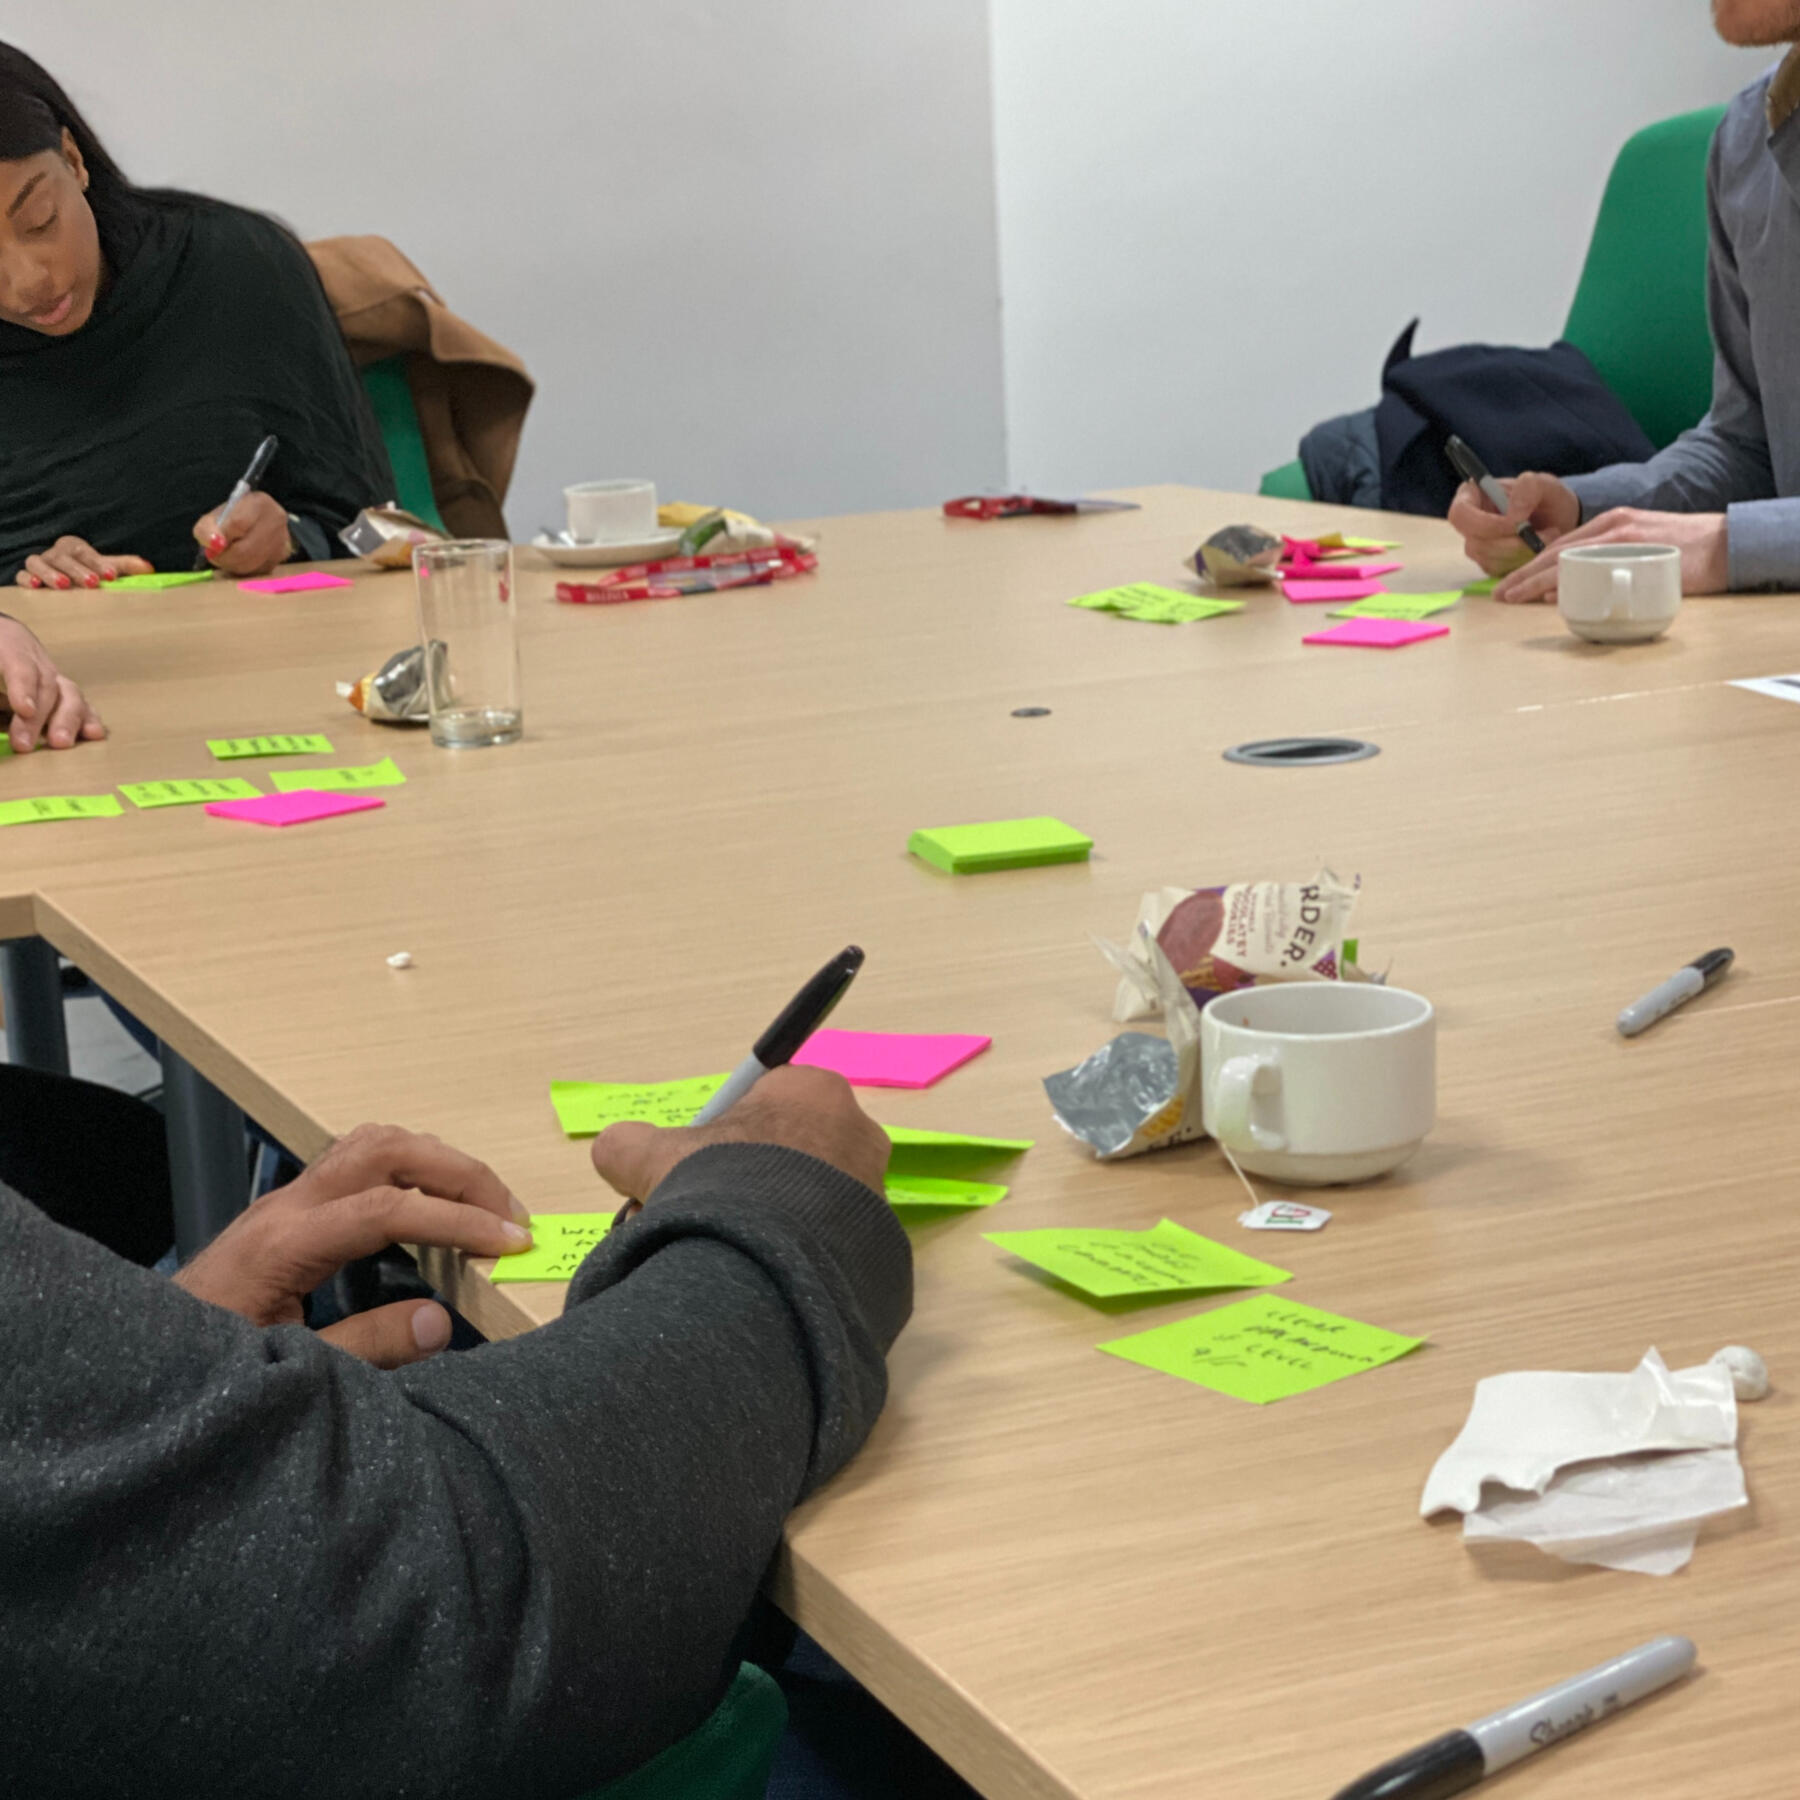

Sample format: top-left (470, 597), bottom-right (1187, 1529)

top-left (1100, 1292), bottom-right (1423, 1403)
top-left (986, 1219), bottom-right (1291, 1300)
top-left (120, 778), bottom-right (262, 809)
top-left (1330, 592), bottom-right (1462, 621)
top-left (207, 735), bottom-right (334, 760)
top-left (0, 794), bottom-right (123, 826)
top-left (270, 757), bottom-right (405, 792)
top-left (102, 570), bottom-right (216, 590)
top-left (908, 817), bottom-right (1092, 874)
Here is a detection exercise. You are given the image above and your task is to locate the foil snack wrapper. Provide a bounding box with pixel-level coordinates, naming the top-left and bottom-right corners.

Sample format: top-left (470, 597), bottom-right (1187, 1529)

top-left (336, 642), bottom-right (444, 726)
top-left (1190, 524), bottom-right (1282, 588)
top-left (1045, 935), bottom-right (1205, 1159)
top-left (1099, 871), bottom-right (1362, 1023)
top-left (339, 506), bottom-right (450, 569)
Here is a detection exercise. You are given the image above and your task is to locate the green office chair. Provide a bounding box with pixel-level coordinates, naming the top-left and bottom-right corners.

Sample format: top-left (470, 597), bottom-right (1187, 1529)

top-left (578, 1662), bottom-right (786, 1800)
top-left (1256, 102), bottom-right (1729, 499)
top-left (359, 355), bottom-right (449, 532)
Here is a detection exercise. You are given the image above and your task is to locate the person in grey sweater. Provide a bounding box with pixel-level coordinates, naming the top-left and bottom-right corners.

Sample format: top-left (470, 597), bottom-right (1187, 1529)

top-left (1450, 6), bottom-right (1800, 601)
top-left (0, 1066), bottom-right (910, 1799)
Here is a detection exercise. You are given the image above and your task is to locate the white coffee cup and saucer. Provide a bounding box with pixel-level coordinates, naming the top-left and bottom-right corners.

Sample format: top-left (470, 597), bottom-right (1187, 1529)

top-left (532, 479), bottom-right (684, 567)
top-left (1557, 543), bottom-right (1682, 644)
top-left (1200, 982), bottom-right (1436, 1186)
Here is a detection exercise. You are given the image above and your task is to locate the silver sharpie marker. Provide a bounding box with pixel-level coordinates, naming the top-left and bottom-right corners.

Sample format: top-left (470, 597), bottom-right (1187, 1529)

top-left (1330, 1636), bottom-right (1696, 1800)
top-left (1617, 948), bottom-right (1734, 1037)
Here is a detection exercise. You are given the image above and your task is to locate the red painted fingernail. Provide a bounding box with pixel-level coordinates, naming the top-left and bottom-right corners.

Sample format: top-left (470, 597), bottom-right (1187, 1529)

top-left (209, 534), bottom-right (226, 551)
top-left (25, 575), bottom-right (39, 588)
top-left (85, 575), bottom-right (99, 589)
top-left (55, 575), bottom-right (70, 589)
top-left (102, 566), bottom-right (117, 580)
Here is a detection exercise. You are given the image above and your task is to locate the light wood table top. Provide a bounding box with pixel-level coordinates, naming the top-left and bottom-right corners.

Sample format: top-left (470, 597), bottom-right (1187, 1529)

top-left (4, 489), bottom-right (1798, 1799)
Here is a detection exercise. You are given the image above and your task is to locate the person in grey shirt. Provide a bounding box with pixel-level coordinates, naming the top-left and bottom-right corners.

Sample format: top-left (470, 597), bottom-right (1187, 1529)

top-left (0, 1066), bottom-right (911, 1798)
top-left (1452, 2), bottom-right (1800, 600)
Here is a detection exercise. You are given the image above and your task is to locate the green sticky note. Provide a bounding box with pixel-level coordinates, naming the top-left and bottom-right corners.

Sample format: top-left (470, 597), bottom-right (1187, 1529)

top-left (0, 739), bottom-right (11, 758)
top-left (120, 777), bottom-right (262, 809)
top-left (1462, 577), bottom-right (1499, 596)
top-left (207, 734), bottom-right (335, 760)
top-left (102, 570), bottom-right (217, 590)
top-left (1338, 535), bottom-right (1401, 551)
top-left (488, 1212), bottom-right (615, 1283)
top-left (1068, 582), bottom-right (1242, 624)
top-left (986, 1218), bottom-right (1291, 1300)
top-left (0, 794), bottom-right (124, 827)
top-left (885, 1126), bottom-right (1033, 1183)
top-left (1100, 1292), bottom-right (1423, 1403)
top-left (550, 1075), bottom-right (730, 1137)
top-left (1330, 592), bottom-right (1462, 621)
top-left (883, 1126), bottom-right (1034, 1153)
top-left (887, 1175), bottom-right (1007, 1210)
top-left (270, 757), bottom-right (406, 793)
top-left (908, 817), bottom-right (1092, 875)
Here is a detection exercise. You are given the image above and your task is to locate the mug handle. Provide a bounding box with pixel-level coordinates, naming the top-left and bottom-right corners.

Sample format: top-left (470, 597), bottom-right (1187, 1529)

top-left (1212, 1052), bottom-right (1286, 1151)
top-left (1611, 566), bottom-right (1631, 614)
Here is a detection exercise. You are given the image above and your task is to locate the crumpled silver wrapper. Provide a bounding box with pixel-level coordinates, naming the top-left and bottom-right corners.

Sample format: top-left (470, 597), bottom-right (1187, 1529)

top-left (1044, 1032), bottom-right (1184, 1159)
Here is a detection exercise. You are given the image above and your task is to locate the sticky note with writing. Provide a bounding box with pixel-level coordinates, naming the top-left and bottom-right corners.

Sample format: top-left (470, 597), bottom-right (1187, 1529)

top-left (886, 1176), bottom-right (1006, 1209)
top-left (207, 734), bottom-right (334, 760)
top-left (0, 794), bottom-right (124, 826)
top-left (121, 778), bottom-right (262, 809)
top-left (985, 1218), bottom-right (1291, 1299)
top-left (101, 570), bottom-right (216, 590)
top-left (549, 1075), bottom-right (730, 1136)
top-left (487, 1212), bottom-right (615, 1283)
top-left (270, 757), bottom-right (405, 792)
top-left (1068, 582), bottom-right (1243, 623)
top-left (1329, 593), bottom-right (1461, 621)
top-left (794, 1029), bottom-right (991, 1089)
top-left (908, 818), bottom-right (1092, 874)
top-left (1100, 1293), bottom-right (1423, 1402)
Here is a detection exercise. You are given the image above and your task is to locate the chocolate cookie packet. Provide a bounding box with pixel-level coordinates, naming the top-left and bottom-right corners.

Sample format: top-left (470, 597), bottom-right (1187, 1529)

top-left (1098, 870), bottom-right (1368, 1023)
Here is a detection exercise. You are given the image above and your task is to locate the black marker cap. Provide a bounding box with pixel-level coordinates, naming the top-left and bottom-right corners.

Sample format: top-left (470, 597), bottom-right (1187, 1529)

top-left (754, 946), bottom-right (865, 1068)
top-left (1329, 1728), bottom-right (1484, 1800)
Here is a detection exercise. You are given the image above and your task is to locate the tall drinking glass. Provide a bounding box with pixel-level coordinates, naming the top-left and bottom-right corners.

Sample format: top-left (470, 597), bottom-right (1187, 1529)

top-left (411, 539), bottom-right (522, 748)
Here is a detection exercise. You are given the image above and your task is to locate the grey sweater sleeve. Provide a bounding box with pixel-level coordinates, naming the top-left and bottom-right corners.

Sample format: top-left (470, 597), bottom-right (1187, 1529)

top-left (0, 1143), bottom-right (910, 1800)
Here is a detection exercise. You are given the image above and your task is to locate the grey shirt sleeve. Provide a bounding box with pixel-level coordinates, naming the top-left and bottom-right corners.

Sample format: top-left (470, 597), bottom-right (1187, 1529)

top-left (0, 1142), bottom-right (910, 1800)
top-left (1565, 109), bottom-right (1799, 589)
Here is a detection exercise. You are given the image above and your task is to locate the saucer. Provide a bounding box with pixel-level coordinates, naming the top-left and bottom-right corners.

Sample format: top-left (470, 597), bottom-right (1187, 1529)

top-left (531, 527), bottom-right (685, 568)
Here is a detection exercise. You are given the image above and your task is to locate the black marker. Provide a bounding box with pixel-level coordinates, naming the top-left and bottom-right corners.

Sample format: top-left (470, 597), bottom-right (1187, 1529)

top-left (1446, 434), bottom-right (1547, 556)
top-left (689, 946), bottom-right (865, 1124)
top-left (195, 433), bottom-right (280, 568)
top-left (1617, 948), bottom-right (1734, 1037)
top-left (1331, 1636), bottom-right (1695, 1800)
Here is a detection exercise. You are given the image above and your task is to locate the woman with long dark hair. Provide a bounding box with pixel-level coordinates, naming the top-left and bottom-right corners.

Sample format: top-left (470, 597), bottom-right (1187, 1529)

top-left (0, 42), bottom-right (393, 590)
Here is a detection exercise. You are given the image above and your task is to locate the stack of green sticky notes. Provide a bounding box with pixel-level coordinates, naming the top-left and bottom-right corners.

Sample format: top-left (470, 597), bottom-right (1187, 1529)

top-left (908, 817), bottom-right (1092, 874)
top-left (102, 570), bottom-right (216, 591)
top-left (1329, 592), bottom-right (1462, 621)
top-left (985, 1218), bottom-right (1291, 1300)
top-left (1068, 582), bottom-right (1243, 624)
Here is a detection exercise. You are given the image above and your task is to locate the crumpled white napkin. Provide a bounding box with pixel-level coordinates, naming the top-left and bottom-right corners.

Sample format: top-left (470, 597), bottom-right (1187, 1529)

top-left (1422, 1349), bottom-right (1746, 1575)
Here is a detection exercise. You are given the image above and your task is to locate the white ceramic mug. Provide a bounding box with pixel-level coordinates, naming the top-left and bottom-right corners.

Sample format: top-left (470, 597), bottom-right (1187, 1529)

top-left (1200, 983), bottom-right (1435, 1186)
top-left (1557, 543), bottom-right (1682, 644)
top-left (565, 479), bottom-right (658, 545)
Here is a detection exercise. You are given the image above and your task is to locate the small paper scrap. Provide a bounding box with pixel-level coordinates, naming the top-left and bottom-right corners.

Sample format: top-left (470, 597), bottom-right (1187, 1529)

top-left (204, 790), bottom-right (386, 828)
top-left (238, 571), bottom-right (356, 595)
top-left (984, 1218), bottom-right (1292, 1300)
top-left (0, 794), bottom-right (123, 827)
top-left (908, 818), bottom-right (1092, 875)
top-left (208, 734), bottom-right (334, 760)
top-left (1068, 582), bottom-right (1243, 624)
top-left (1303, 618), bottom-right (1448, 649)
top-left (102, 570), bottom-right (215, 590)
top-left (1100, 1293), bottom-right (1423, 1403)
top-left (886, 1176), bottom-right (1006, 1209)
top-left (793, 1028), bottom-right (991, 1089)
top-left (270, 757), bottom-right (406, 793)
top-left (120, 778), bottom-right (261, 809)
top-left (488, 1212), bottom-right (615, 1283)
top-left (387, 951), bottom-right (413, 970)
top-left (1238, 1201), bottom-right (1331, 1231)
top-left (1283, 578), bottom-right (1388, 605)
top-left (1330, 593), bottom-right (1462, 621)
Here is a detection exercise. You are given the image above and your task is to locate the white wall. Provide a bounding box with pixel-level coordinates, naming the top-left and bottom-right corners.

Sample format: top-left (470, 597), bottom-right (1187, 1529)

top-left (989, 0), bottom-right (1769, 496)
top-left (10, 3), bottom-right (1009, 532)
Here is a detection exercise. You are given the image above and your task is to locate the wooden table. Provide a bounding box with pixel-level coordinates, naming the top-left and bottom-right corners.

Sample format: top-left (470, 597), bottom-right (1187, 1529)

top-left (3, 489), bottom-right (1796, 1798)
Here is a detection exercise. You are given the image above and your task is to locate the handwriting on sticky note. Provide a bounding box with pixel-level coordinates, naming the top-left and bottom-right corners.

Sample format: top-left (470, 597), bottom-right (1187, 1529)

top-left (794, 1029), bottom-right (990, 1089)
top-left (204, 790), bottom-right (385, 827)
top-left (986, 1219), bottom-right (1291, 1299)
top-left (487, 1212), bottom-right (616, 1283)
top-left (887, 1176), bottom-right (1007, 1209)
top-left (207, 734), bottom-right (335, 760)
top-left (549, 1076), bottom-right (730, 1137)
top-left (269, 757), bottom-right (405, 792)
top-left (1303, 617), bottom-right (1448, 649)
top-left (1330, 593), bottom-right (1461, 621)
top-left (237, 571), bottom-right (356, 595)
top-left (0, 794), bottom-right (124, 827)
top-left (121, 777), bottom-right (262, 809)
top-left (1100, 1293), bottom-right (1423, 1402)
top-left (1068, 582), bottom-right (1243, 623)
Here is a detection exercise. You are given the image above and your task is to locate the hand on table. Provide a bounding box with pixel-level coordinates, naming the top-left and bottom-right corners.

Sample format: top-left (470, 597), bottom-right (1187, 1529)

top-left (592, 1065), bottom-right (891, 1208)
top-left (1448, 472), bottom-right (1581, 582)
top-left (193, 490), bottom-right (292, 577)
top-left (0, 615), bottom-right (106, 751)
top-left (14, 536), bottom-right (154, 590)
top-left (1492, 507), bottom-right (1728, 605)
top-left (173, 1124), bottom-right (534, 1369)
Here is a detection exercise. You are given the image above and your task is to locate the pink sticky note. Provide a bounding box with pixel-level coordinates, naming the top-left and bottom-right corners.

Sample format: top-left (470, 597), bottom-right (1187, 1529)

top-left (237, 572), bottom-right (356, 595)
top-left (791, 1028), bottom-right (991, 1089)
top-left (204, 789), bottom-right (387, 827)
top-left (1303, 618), bottom-right (1449, 649)
top-left (1284, 578), bottom-right (1388, 604)
top-left (1278, 560), bottom-right (1401, 582)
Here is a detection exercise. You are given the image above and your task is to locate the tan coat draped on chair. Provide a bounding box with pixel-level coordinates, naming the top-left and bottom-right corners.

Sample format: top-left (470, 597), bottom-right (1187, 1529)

top-left (307, 236), bottom-right (534, 541)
